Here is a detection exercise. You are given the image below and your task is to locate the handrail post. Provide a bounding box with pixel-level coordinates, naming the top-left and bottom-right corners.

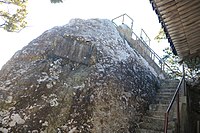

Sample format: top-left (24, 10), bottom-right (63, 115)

top-left (164, 112), bottom-right (169, 133)
top-left (163, 63), bottom-right (165, 71)
top-left (177, 91), bottom-right (180, 133)
top-left (131, 21), bottom-right (133, 30)
top-left (122, 14), bottom-right (125, 24)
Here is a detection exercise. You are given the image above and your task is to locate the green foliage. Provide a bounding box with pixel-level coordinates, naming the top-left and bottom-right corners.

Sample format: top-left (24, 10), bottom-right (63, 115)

top-left (155, 28), bottom-right (200, 80)
top-left (0, 0), bottom-right (63, 32)
top-left (0, 0), bottom-right (28, 32)
top-left (184, 57), bottom-right (200, 80)
top-left (162, 47), bottom-right (200, 80)
top-left (162, 47), bottom-right (182, 79)
top-left (154, 28), bottom-right (166, 42)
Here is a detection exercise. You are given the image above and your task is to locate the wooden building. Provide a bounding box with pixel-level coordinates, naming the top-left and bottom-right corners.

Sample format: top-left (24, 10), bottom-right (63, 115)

top-left (150, 0), bottom-right (200, 61)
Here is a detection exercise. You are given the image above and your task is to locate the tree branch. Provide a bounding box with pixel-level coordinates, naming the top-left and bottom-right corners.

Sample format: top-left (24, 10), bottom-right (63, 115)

top-left (0, 1), bottom-right (12, 4)
top-left (0, 23), bottom-right (6, 27)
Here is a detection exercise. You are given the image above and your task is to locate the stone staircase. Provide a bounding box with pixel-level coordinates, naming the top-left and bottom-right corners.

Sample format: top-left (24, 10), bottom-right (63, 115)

top-left (135, 79), bottom-right (179, 133)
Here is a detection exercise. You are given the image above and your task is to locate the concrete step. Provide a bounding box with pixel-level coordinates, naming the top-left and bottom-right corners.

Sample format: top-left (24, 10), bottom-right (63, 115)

top-left (149, 104), bottom-right (168, 111)
top-left (134, 79), bottom-right (178, 133)
top-left (156, 96), bottom-right (172, 102)
top-left (157, 94), bottom-right (173, 99)
top-left (160, 86), bottom-right (177, 90)
top-left (160, 80), bottom-right (179, 89)
top-left (142, 116), bottom-right (165, 124)
top-left (135, 128), bottom-right (174, 133)
top-left (148, 110), bottom-right (165, 117)
top-left (160, 79), bottom-right (179, 84)
top-left (138, 121), bottom-right (175, 131)
top-left (156, 99), bottom-right (171, 104)
top-left (157, 90), bottom-right (175, 96)
top-left (158, 89), bottom-right (176, 93)
top-left (147, 111), bottom-right (174, 120)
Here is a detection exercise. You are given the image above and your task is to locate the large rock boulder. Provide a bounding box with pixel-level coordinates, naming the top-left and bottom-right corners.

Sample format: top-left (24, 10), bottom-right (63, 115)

top-left (0, 19), bottom-right (159, 133)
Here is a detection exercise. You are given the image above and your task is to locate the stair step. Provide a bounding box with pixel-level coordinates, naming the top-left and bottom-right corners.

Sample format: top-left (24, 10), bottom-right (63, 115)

top-left (160, 85), bottom-right (178, 89)
top-left (147, 111), bottom-right (174, 120)
top-left (160, 86), bottom-right (177, 90)
top-left (142, 116), bottom-right (165, 123)
top-left (135, 128), bottom-right (174, 133)
top-left (157, 92), bottom-right (174, 96)
top-left (160, 79), bottom-right (179, 84)
top-left (160, 80), bottom-right (179, 89)
top-left (156, 99), bottom-right (171, 104)
top-left (157, 95), bottom-right (173, 99)
top-left (149, 104), bottom-right (168, 111)
top-left (134, 79), bottom-right (179, 133)
top-left (138, 121), bottom-right (175, 131)
top-left (156, 97), bottom-right (172, 102)
top-left (148, 110), bottom-right (165, 117)
top-left (158, 88), bottom-right (176, 93)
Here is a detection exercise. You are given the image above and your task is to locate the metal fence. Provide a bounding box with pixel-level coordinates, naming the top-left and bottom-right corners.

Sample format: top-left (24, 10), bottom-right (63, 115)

top-left (111, 13), bottom-right (177, 76)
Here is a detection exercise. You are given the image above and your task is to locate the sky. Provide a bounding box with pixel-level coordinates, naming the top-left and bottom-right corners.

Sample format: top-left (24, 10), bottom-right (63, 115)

top-left (0, 0), bottom-right (168, 69)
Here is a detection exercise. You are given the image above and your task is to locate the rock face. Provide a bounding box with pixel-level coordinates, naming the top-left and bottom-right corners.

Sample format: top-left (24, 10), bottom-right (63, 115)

top-left (0, 19), bottom-right (159, 133)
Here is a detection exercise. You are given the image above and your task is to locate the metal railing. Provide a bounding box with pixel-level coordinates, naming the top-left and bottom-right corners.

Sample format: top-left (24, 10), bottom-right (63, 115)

top-left (112, 13), bottom-right (134, 30)
top-left (111, 14), bottom-right (178, 76)
top-left (140, 29), bottom-right (151, 46)
top-left (112, 14), bottom-right (187, 133)
top-left (164, 65), bottom-right (186, 133)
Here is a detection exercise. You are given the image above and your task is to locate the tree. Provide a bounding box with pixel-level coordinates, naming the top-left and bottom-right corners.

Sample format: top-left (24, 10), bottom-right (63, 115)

top-left (156, 29), bottom-right (199, 80)
top-left (161, 47), bottom-right (182, 79)
top-left (0, 0), bottom-right (63, 32)
top-left (154, 28), bottom-right (166, 42)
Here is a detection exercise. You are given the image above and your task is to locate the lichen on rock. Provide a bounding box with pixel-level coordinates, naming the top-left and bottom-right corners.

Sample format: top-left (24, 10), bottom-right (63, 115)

top-left (0, 19), bottom-right (159, 133)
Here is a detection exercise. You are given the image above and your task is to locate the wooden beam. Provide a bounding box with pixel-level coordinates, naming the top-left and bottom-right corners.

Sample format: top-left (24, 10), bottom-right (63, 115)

top-left (169, 31), bottom-right (185, 37)
top-left (178, 5), bottom-right (200, 18)
top-left (176, 48), bottom-right (190, 54)
top-left (160, 6), bottom-right (177, 15)
top-left (178, 1), bottom-right (200, 15)
top-left (173, 39), bottom-right (187, 44)
top-left (169, 34), bottom-right (185, 40)
top-left (186, 28), bottom-right (200, 37)
top-left (190, 47), bottom-right (200, 55)
top-left (173, 42), bottom-right (188, 48)
top-left (166, 24), bottom-right (182, 32)
top-left (182, 19), bottom-right (200, 29)
top-left (158, 1), bottom-right (177, 12)
top-left (180, 8), bottom-right (200, 21)
top-left (161, 11), bottom-right (179, 21)
top-left (187, 31), bottom-right (200, 38)
top-left (175, 0), bottom-right (190, 8)
top-left (164, 18), bottom-right (181, 26)
top-left (162, 13), bottom-right (180, 23)
top-left (188, 40), bottom-right (200, 47)
top-left (165, 22), bottom-right (182, 29)
top-left (156, 0), bottom-right (175, 8)
top-left (181, 12), bottom-right (200, 24)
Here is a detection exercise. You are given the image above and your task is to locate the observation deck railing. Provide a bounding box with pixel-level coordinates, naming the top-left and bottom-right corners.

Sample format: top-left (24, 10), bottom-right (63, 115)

top-left (111, 13), bottom-right (178, 77)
